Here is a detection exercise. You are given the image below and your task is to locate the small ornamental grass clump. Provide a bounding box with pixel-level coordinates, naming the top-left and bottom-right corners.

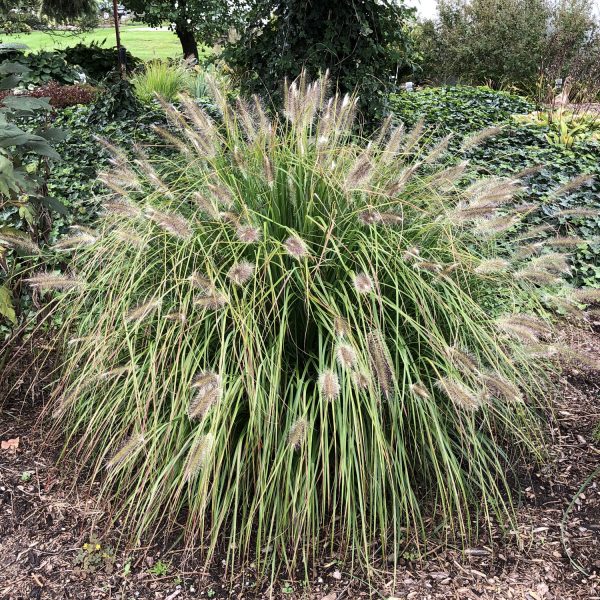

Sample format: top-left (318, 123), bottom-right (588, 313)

top-left (44, 73), bottom-right (597, 576)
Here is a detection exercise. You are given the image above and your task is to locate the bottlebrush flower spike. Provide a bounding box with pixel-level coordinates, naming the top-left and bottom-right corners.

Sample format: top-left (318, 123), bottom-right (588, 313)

top-left (25, 273), bottom-right (83, 291)
top-left (125, 299), bottom-right (161, 323)
top-left (436, 377), bottom-right (484, 411)
top-left (189, 371), bottom-right (222, 420)
top-left (227, 261), bottom-right (255, 286)
top-left (288, 417), bottom-right (308, 450)
top-left (336, 343), bottom-right (357, 369)
top-left (283, 236), bottom-right (309, 259)
top-left (318, 369), bottom-right (340, 401)
top-left (183, 433), bottom-right (215, 481)
top-left (353, 272), bottom-right (374, 294)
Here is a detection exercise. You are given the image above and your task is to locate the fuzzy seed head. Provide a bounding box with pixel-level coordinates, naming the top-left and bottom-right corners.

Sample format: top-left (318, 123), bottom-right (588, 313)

top-left (474, 258), bottom-right (510, 275)
top-left (410, 383), bottom-right (431, 400)
top-left (106, 433), bottom-right (145, 470)
top-left (436, 377), bottom-right (484, 411)
top-left (353, 272), bottom-right (374, 294)
top-left (194, 292), bottom-right (229, 310)
top-left (189, 371), bottom-right (222, 420)
top-left (288, 417), bottom-right (308, 450)
top-left (236, 224), bottom-right (261, 244)
top-left (125, 299), bottom-right (161, 322)
top-left (283, 236), bottom-right (309, 259)
top-left (336, 343), bottom-right (357, 369)
top-left (183, 433), bottom-right (215, 481)
top-left (227, 260), bottom-right (255, 286)
top-left (358, 210), bottom-right (382, 226)
top-left (25, 273), bottom-right (83, 291)
top-left (366, 330), bottom-right (395, 398)
top-left (334, 316), bottom-right (350, 338)
top-left (352, 371), bottom-right (370, 390)
top-left (319, 369), bottom-right (340, 401)
top-left (146, 207), bottom-right (193, 240)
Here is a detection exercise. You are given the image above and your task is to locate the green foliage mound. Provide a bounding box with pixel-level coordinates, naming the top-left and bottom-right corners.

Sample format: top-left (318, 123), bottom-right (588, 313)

top-left (43, 76), bottom-right (588, 575)
top-left (63, 41), bottom-right (141, 82)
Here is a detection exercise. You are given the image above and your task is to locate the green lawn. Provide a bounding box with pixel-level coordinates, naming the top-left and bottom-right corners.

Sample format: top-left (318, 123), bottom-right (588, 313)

top-left (0, 25), bottom-right (183, 61)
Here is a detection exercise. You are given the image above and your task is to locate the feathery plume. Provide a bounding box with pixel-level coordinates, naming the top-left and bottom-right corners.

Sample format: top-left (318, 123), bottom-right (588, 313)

top-left (102, 198), bottom-right (143, 219)
top-left (379, 212), bottom-right (403, 226)
top-left (54, 231), bottom-right (97, 250)
top-left (475, 214), bottom-right (520, 235)
top-left (474, 258), bottom-right (510, 275)
top-left (482, 371), bottom-right (523, 403)
top-left (0, 232), bottom-right (39, 253)
top-left (113, 229), bottom-right (147, 249)
top-left (546, 236), bottom-right (585, 248)
top-left (125, 299), bottom-right (161, 322)
top-left (495, 314), bottom-right (550, 344)
top-left (288, 417), bottom-right (308, 450)
top-left (319, 369), bottom-right (340, 401)
top-left (150, 124), bottom-right (192, 157)
top-left (146, 207), bottom-right (193, 240)
top-left (554, 207), bottom-right (598, 218)
top-left (529, 252), bottom-right (570, 275)
top-left (514, 164), bottom-right (543, 179)
top-left (358, 209), bottom-right (382, 226)
top-left (227, 260), bottom-right (255, 286)
top-left (423, 134), bottom-right (451, 164)
top-left (444, 345), bottom-right (480, 375)
top-left (192, 191), bottom-right (219, 218)
top-left (189, 371), bottom-right (222, 420)
top-left (97, 365), bottom-right (134, 380)
top-left (236, 224), bottom-right (261, 244)
top-left (430, 161), bottom-right (468, 190)
top-left (283, 235), bottom-right (309, 259)
top-left (336, 343), bottom-right (357, 369)
top-left (515, 224), bottom-right (553, 241)
top-left (189, 271), bottom-right (213, 291)
top-left (460, 126), bottom-right (502, 151)
top-left (207, 182), bottom-right (234, 209)
top-left (106, 433), bottom-right (145, 470)
top-left (353, 272), bottom-right (374, 294)
top-left (403, 247), bottom-right (420, 262)
top-left (403, 119), bottom-right (425, 153)
top-left (410, 382), bottom-right (431, 400)
top-left (546, 173), bottom-right (593, 201)
top-left (572, 288), bottom-right (600, 304)
top-left (25, 273), bottom-right (83, 291)
top-left (380, 123), bottom-right (405, 163)
top-left (334, 316), bottom-right (350, 338)
top-left (436, 377), bottom-right (484, 411)
top-left (513, 265), bottom-right (562, 286)
top-left (183, 433), bottom-right (215, 481)
top-left (367, 330), bottom-right (395, 398)
top-left (352, 370), bottom-right (371, 390)
top-left (165, 311), bottom-right (187, 323)
top-left (345, 152), bottom-right (374, 189)
top-left (413, 261), bottom-right (442, 273)
top-left (194, 292), bottom-right (229, 310)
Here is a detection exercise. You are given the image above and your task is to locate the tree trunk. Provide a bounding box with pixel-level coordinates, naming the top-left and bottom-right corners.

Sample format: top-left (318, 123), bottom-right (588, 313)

top-left (175, 22), bottom-right (198, 59)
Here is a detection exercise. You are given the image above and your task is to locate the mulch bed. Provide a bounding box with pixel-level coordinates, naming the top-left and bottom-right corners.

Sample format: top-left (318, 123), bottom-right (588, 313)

top-left (1, 330), bottom-right (599, 600)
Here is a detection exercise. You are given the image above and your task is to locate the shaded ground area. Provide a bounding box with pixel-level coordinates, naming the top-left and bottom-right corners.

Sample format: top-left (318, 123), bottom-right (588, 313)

top-left (1, 330), bottom-right (599, 599)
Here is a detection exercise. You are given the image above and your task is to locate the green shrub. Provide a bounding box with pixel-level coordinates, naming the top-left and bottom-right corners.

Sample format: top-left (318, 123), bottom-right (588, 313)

top-left (4, 50), bottom-right (83, 86)
top-left (389, 86), bottom-right (534, 136)
top-left (44, 76), bottom-right (588, 576)
top-left (224, 0), bottom-right (418, 125)
top-left (62, 41), bottom-right (141, 82)
top-left (131, 60), bottom-right (191, 104)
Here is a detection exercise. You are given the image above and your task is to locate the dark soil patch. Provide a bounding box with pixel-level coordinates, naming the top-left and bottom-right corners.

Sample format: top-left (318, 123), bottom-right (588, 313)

top-left (1, 330), bottom-right (599, 599)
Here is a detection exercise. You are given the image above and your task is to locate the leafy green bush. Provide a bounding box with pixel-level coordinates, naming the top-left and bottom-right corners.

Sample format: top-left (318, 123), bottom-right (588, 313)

top-left (389, 86), bottom-right (534, 135)
top-left (131, 60), bottom-right (191, 104)
top-left (224, 0), bottom-right (417, 125)
top-left (415, 0), bottom-right (600, 94)
top-left (3, 50), bottom-right (84, 87)
top-left (42, 75), bottom-right (590, 576)
top-left (62, 41), bottom-right (141, 82)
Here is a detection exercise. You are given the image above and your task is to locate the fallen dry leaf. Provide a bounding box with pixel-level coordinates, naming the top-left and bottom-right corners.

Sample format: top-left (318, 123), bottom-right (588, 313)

top-left (1, 437), bottom-right (19, 451)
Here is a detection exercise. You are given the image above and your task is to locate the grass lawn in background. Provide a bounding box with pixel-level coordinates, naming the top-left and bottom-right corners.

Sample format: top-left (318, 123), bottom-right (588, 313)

top-left (0, 24), bottom-right (184, 61)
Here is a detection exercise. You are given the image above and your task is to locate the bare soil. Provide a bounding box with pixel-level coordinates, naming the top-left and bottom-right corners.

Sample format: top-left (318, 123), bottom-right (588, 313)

top-left (1, 330), bottom-right (599, 600)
